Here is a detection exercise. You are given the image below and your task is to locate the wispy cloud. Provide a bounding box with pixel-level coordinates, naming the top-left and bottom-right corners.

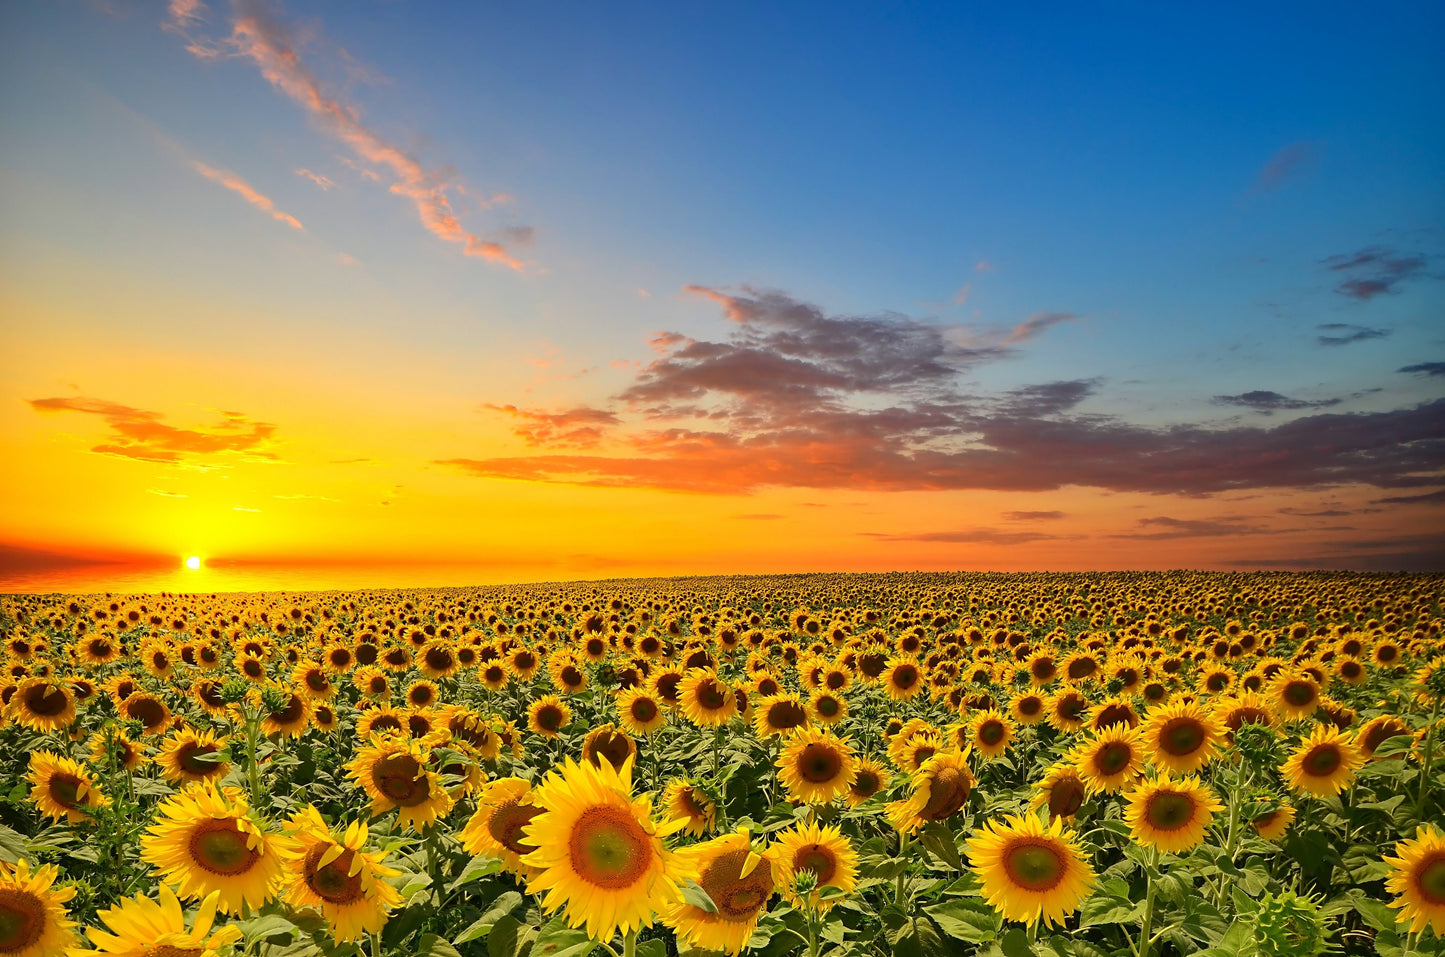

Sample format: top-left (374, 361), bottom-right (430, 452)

top-left (170, 0), bottom-right (528, 270)
top-left (1317, 323), bottom-right (1390, 347)
top-left (1251, 141), bottom-right (1319, 193)
top-left (1004, 510), bottom-right (1065, 521)
top-left (1212, 390), bottom-right (1342, 413)
top-left (192, 161), bottom-right (303, 230)
top-left (1399, 362), bottom-right (1445, 378)
top-left (147, 488), bottom-right (188, 498)
top-left (1001, 311), bottom-right (1077, 346)
top-left (863, 527), bottom-right (1059, 545)
top-left (1112, 516), bottom-right (1267, 540)
top-left (28, 396), bottom-right (277, 463)
top-left (294, 167), bottom-right (336, 190)
top-left (1373, 489), bottom-right (1445, 506)
top-left (1323, 246), bottom-right (1428, 301)
top-left (483, 404), bottom-right (619, 449)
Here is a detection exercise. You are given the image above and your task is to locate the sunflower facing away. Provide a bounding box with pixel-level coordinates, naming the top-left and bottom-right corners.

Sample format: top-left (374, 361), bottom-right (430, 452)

top-left (279, 805), bottom-right (401, 943)
top-left (663, 829), bottom-right (776, 955)
top-left (777, 727), bottom-right (858, 805)
top-left (26, 751), bottom-right (107, 824)
top-left (68, 886), bottom-right (241, 957)
top-left (1033, 761), bottom-right (1089, 821)
top-left (1384, 824), bottom-right (1445, 936)
top-left (0, 858), bottom-right (77, 957)
top-left (140, 783), bottom-right (285, 915)
top-left (1280, 724), bottom-right (1363, 798)
top-left (967, 813), bottom-right (1096, 928)
top-left (772, 820), bottom-right (859, 912)
top-left (886, 750), bottom-right (973, 833)
top-left (459, 777), bottom-right (547, 877)
top-left (521, 755), bottom-right (690, 942)
top-left (1124, 773), bottom-right (1223, 854)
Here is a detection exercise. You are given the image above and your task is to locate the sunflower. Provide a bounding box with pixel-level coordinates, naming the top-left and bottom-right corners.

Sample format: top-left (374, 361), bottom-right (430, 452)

top-left (1213, 692), bottom-right (1277, 743)
top-left (528, 695), bottom-right (572, 738)
top-left (290, 661), bottom-right (336, 701)
top-left (598, 689), bottom-right (655, 741)
top-left (258, 687), bottom-right (313, 738)
top-left (582, 723), bottom-right (638, 771)
top-left (678, 668), bottom-right (738, 727)
top-left (661, 779), bottom-right (717, 837)
top-left (663, 829), bottom-right (775, 955)
top-left (968, 709), bottom-right (1015, 760)
top-left (1072, 725), bottom-right (1145, 794)
top-left (777, 728), bottom-right (858, 805)
top-left (68, 886), bottom-right (240, 957)
top-left (9, 679), bottom-right (76, 732)
top-left (966, 813), bottom-right (1096, 928)
top-left (141, 783), bottom-right (284, 915)
top-left (1046, 689), bottom-right (1089, 733)
top-left (1138, 700), bottom-right (1223, 775)
top-left (404, 679), bottom-right (440, 710)
top-left (753, 693), bottom-right (809, 738)
top-left (1280, 725), bottom-right (1363, 798)
top-left (1011, 691), bottom-right (1048, 726)
top-left (120, 692), bottom-right (171, 736)
top-left (1268, 671), bottom-right (1320, 721)
top-left (0, 858), bottom-right (77, 957)
top-left (845, 757), bottom-right (890, 806)
top-left (1124, 773), bottom-right (1222, 854)
top-left (650, 667), bottom-right (686, 709)
top-left (807, 690), bottom-right (848, 726)
top-left (88, 727), bottom-right (145, 772)
top-left (352, 665), bottom-right (390, 700)
top-left (459, 777), bottom-right (547, 877)
top-left (356, 705), bottom-right (407, 739)
top-left (279, 805), bottom-right (401, 942)
top-left (1384, 825), bottom-right (1445, 936)
top-left (772, 821), bottom-right (858, 912)
top-left (1032, 761), bottom-right (1089, 821)
top-left (26, 751), bottom-right (107, 823)
top-left (521, 755), bottom-right (689, 942)
top-left (882, 658), bottom-right (926, 700)
top-left (1087, 696), bottom-right (1140, 732)
top-left (886, 750), bottom-right (973, 833)
top-left (156, 728), bottom-right (231, 786)
top-left (1357, 715), bottom-right (1412, 760)
top-left (344, 737), bottom-right (454, 832)
top-left (1252, 803), bottom-right (1296, 841)
top-left (479, 660), bottom-right (510, 691)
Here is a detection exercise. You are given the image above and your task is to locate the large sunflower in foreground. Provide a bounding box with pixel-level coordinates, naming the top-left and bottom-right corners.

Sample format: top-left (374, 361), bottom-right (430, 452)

top-left (140, 783), bottom-right (285, 915)
top-left (1280, 724), bottom-right (1363, 798)
top-left (279, 805), bottom-right (401, 943)
top-left (1138, 700), bottom-right (1223, 775)
top-left (26, 751), bottom-right (107, 824)
top-left (966, 813), bottom-right (1096, 928)
top-left (68, 886), bottom-right (240, 957)
top-left (772, 821), bottom-right (858, 912)
top-left (886, 750), bottom-right (973, 833)
top-left (459, 777), bottom-right (547, 877)
top-left (1123, 774), bottom-right (1222, 854)
top-left (344, 736), bottom-right (454, 832)
top-left (0, 858), bottom-right (76, 957)
top-left (521, 756), bottom-right (690, 943)
top-left (1384, 825), bottom-right (1445, 936)
top-left (663, 829), bottom-right (776, 955)
top-left (776, 728), bottom-right (858, 805)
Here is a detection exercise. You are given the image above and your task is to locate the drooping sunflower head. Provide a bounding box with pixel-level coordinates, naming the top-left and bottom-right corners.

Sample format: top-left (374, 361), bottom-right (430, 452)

top-left (343, 736), bottom-right (454, 832)
top-left (521, 756), bottom-right (690, 943)
top-left (663, 829), bottom-right (776, 955)
top-left (279, 805), bottom-right (402, 943)
top-left (1123, 772), bottom-right (1223, 854)
top-left (1383, 824), bottom-right (1445, 936)
top-left (771, 820), bottom-right (859, 912)
top-left (140, 783), bottom-right (284, 916)
top-left (661, 779), bottom-right (717, 837)
top-left (27, 750), bottom-right (108, 823)
top-left (1281, 724), bottom-right (1363, 798)
top-left (1032, 761), bottom-right (1089, 821)
top-left (776, 727), bottom-right (858, 805)
top-left (582, 723), bottom-right (638, 772)
top-left (886, 750), bottom-right (973, 834)
top-left (0, 858), bottom-right (77, 957)
top-left (1139, 700), bottom-right (1224, 775)
top-left (1071, 725), bottom-right (1144, 794)
top-left (458, 777), bottom-right (546, 876)
top-left (966, 813), bottom-right (1096, 928)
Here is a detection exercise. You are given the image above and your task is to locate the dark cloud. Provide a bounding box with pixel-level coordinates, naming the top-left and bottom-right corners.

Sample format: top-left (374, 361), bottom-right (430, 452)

top-left (1278, 507), bottom-right (1353, 517)
top-left (1316, 323), bottom-right (1390, 347)
top-left (862, 528), bottom-right (1059, 545)
top-left (1230, 533), bottom-right (1445, 572)
top-left (482, 404), bottom-right (618, 449)
top-left (1373, 489), bottom-right (1445, 506)
top-left (1000, 380), bottom-right (1099, 417)
top-left (1399, 362), bottom-right (1445, 378)
top-left (1004, 510), bottom-right (1066, 521)
top-left (1322, 246), bottom-right (1427, 300)
top-left (1111, 516), bottom-right (1268, 540)
top-left (28, 396), bottom-right (276, 463)
top-left (1212, 390), bottom-right (1342, 413)
top-left (1252, 141), bottom-right (1318, 193)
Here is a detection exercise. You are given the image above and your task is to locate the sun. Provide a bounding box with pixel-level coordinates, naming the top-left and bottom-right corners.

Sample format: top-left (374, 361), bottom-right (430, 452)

top-left (185, 555), bottom-right (201, 570)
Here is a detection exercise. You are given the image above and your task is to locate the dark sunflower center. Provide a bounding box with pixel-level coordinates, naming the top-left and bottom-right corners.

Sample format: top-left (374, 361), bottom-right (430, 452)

top-left (699, 849), bottom-right (774, 921)
top-left (1095, 742), bottom-right (1132, 775)
top-left (22, 684), bottom-right (67, 717)
top-left (1417, 854), bottom-right (1445, 904)
top-left (921, 767), bottom-right (970, 820)
top-left (852, 771), bottom-right (881, 798)
top-left (768, 701), bottom-right (807, 730)
top-left (631, 698), bottom-right (659, 722)
top-left (1303, 745), bottom-right (1342, 777)
top-left (1031, 659), bottom-right (1057, 680)
top-left (561, 666), bottom-right (584, 688)
top-left (698, 683), bottom-right (727, 710)
top-left (126, 697), bottom-right (166, 729)
top-left (1003, 840), bottom-right (1066, 891)
top-left (304, 844), bottom-right (364, 903)
top-left (1067, 658), bottom-right (1097, 679)
top-left (798, 744), bottom-right (843, 783)
top-left (795, 845), bottom-right (837, 885)
top-left (1049, 778), bottom-right (1087, 817)
top-left (978, 720), bottom-right (1005, 745)
top-left (1057, 696), bottom-right (1085, 721)
top-left (178, 742), bottom-right (221, 775)
top-left (826, 672), bottom-right (847, 690)
top-left (411, 686), bottom-right (435, 706)
top-left (587, 732), bottom-right (634, 768)
top-left (189, 822), bottom-right (260, 875)
top-left (1094, 704), bottom-right (1134, 729)
top-left (1378, 646), bottom-right (1398, 663)
top-left (489, 799), bottom-right (544, 855)
top-left (912, 744), bottom-right (938, 767)
top-left (305, 671), bottom-right (329, 691)
top-left (243, 660), bottom-right (264, 678)
top-left (48, 773), bottom-right (83, 809)
top-left (892, 666), bottom-right (918, 689)
top-left (1283, 681), bottom-right (1316, 707)
top-left (568, 806), bottom-right (651, 889)
top-left (1363, 721), bottom-right (1407, 755)
top-left (270, 697), bottom-right (305, 725)
top-left (1019, 697), bottom-right (1043, 716)
top-left (816, 697), bottom-right (840, 718)
top-left (0, 888), bottom-right (44, 953)
top-left (1160, 718), bottom-right (1206, 755)
top-left (374, 754), bottom-right (431, 807)
top-left (1145, 791), bottom-right (1196, 832)
top-left (656, 674), bottom-right (683, 703)
top-left (537, 705), bottom-right (564, 731)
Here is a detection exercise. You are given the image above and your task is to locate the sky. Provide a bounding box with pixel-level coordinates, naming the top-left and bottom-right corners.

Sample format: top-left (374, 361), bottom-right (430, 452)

top-left (1, 0), bottom-right (1443, 591)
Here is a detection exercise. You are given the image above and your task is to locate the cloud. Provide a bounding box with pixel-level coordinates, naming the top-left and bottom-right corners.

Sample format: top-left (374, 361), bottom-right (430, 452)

top-left (1278, 506), bottom-right (1352, 517)
top-left (1399, 362), bottom-right (1445, 378)
top-left (233, 505), bottom-right (261, 512)
top-left (1316, 323), bottom-right (1390, 347)
top-left (165, 0), bottom-right (205, 31)
top-left (28, 396), bottom-right (277, 463)
top-left (975, 260), bottom-right (995, 273)
top-left (1212, 390), bottom-right (1342, 413)
top-left (1003, 510), bottom-right (1065, 521)
top-left (147, 488), bottom-right (188, 497)
top-left (952, 284), bottom-right (971, 305)
top-left (1000, 312), bottom-right (1078, 346)
top-left (1323, 246), bottom-right (1427, 300)
top-left (295, 167), bottom-right (336, 190)
top-left (483, 404), bottom-right (619, 448)
top-left (1373, 489), bottom-right (1445, 506)
top-left (1112, 516), bottom-right (1267, 540)
top-left (1252, 141), bottom-right (1318, 193)
top-left (192, 161), bottom-right (303, 230)
top-left (863, 527), bottom-right (1058, 545)
top-left (173, 0), bottom-right (527, 270)
top-left (999, 379), bottom-right (1098, 417)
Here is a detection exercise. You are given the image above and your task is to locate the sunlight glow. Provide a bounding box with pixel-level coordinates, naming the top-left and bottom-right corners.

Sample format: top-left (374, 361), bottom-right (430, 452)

top-left (184, 555), bottom-right (201, 570)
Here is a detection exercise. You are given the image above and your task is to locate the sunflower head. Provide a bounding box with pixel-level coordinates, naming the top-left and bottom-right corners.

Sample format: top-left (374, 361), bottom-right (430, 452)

top-left (1280, 725), bottom-right (1362, 799)
top-left (69, 885), bottom-right (241, 957)
top-left (1123, 773), bottom-right (1222, 854)
top-left (458, 777), bottom-right (546, 876)
top-left (27, 750), bottom-right (108, 823)
top-left (886, 750), bottom-right (973, 833)
top-left (662, 779), bottom-right (717, 837)
top-left (1253, 891), bottom-right (1332, 957)
top-left (140, 783), bottom-right (284, 915)
top-left (966, 813), bottom-right (1096, 928)
top-left (772, 821), bottom-right (858, 912)
top-left (279, 806), bottom-right (402, 943)
top-left (581, 723), bottom-right (638, 771)
top-left (344, 736), bottom-right (455, 832)
top-left (663, 829), bottom-right (776, 955)
top-left (1384, 824), bottom-right (1445, 936)
top-left (1139, 700), bottom-right (1223, 775)
top-left (1033, 761), bottom-right (1089, 820)
top-left (776, 728), bottom-right (858, 805)
top-left (0, 858), bottom-right (77, 957)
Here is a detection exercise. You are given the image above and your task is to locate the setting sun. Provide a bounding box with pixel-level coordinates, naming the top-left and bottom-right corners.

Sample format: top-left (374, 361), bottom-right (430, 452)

top-left (184, 556), bottom-right (201, 570)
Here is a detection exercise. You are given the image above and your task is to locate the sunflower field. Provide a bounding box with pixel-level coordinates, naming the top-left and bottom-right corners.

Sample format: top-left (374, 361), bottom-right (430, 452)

top-left (1, 571), bottom-right (1443, 957)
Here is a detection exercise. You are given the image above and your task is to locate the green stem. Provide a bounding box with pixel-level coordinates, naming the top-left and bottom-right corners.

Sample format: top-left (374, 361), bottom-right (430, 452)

top-left (1136, 847), bottom-right (1159, 957)
top-left (895, 830), bottom-right (912, 907)
top-left (806, 903), bottom-right (820, 957)
top-left (1416, 698), bottom-right (1441, 820)
top-left (623, 928), bottom-right (637, 957)
top-left (245, 707), bottom-right (265, 808)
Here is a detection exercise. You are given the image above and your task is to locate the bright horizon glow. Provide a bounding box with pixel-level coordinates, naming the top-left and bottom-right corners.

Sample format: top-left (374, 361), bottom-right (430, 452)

top-left (185, 556), bottom-right (201, 571)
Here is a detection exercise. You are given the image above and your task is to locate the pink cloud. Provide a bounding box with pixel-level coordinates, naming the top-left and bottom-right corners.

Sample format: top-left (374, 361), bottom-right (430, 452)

top-left (294, 167), bottom-right (336, 190)
top-left (28, 396), bottom-right (278, 463)
top-left (192, 161), bottom-right (303, 230)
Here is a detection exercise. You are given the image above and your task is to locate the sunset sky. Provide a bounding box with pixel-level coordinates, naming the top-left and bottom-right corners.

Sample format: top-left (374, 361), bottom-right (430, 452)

top-left (2, 1), bottom-right (1442, 589)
